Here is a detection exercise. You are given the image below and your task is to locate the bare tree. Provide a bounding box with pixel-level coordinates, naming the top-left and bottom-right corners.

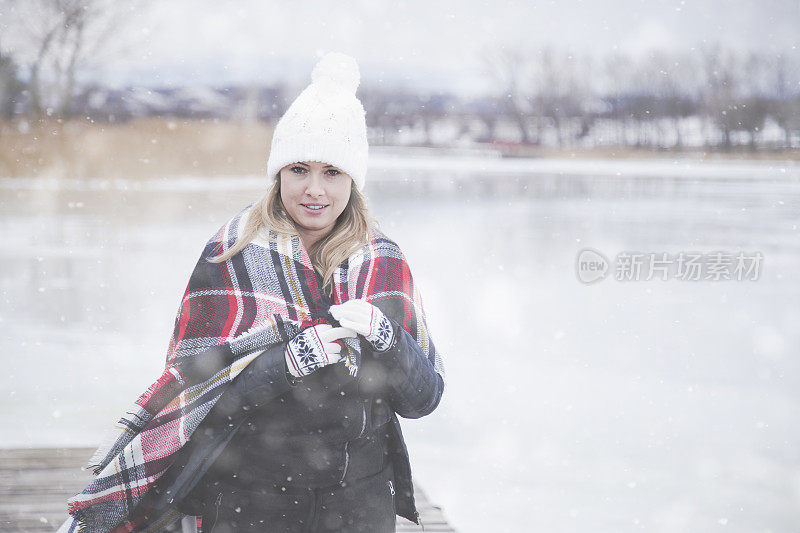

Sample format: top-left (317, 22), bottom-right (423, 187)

top-left (536, 47), bottom-right (588, 148)
top-left (699, 45), bottom-right (741, 150)
top-left (770, 52), bottom-right (800, 148)
top-left (641, 50), bottom-right (698, 149)
top-left (738, 52), bottom-right (772, 150)
top-left (4, 0), bottom-right (146, 118)
top-left (603, 52), bottom-right (636, 146)
top-left (479, 46), bottom-right (534, 144)
top-left (0, 45), bottom-right (23, 119)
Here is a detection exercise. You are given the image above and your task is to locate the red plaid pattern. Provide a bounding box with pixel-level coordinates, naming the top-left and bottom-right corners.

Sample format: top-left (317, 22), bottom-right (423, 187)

top-left (59, 205), bottom-right (443, 532)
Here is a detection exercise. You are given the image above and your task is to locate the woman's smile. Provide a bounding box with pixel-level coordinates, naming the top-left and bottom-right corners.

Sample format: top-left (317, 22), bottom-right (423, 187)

top-left (279, 160), bottom-right (353, 249)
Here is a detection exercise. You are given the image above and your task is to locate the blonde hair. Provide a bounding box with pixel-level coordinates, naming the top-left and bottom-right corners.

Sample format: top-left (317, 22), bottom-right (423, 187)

top-left (210, 172), bottom-right (378, 296)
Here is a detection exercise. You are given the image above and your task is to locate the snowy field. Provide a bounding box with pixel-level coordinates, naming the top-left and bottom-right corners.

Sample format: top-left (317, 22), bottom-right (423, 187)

top-left (2, 156), bottom-right (800, 532)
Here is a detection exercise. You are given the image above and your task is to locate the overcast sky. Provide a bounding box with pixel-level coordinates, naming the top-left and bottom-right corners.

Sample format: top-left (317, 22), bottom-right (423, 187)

top-left (4, 0), bottom-right (800, 95)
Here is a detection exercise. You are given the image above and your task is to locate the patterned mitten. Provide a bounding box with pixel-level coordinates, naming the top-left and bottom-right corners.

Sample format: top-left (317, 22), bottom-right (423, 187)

top-left (285, 324), bottom-right (357, 378)
top-left (329, 299), bottom-right (397, 353)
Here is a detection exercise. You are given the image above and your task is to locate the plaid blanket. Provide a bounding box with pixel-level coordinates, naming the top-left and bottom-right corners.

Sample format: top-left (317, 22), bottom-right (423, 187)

top-left (59, 205), bottom-right (444, 532)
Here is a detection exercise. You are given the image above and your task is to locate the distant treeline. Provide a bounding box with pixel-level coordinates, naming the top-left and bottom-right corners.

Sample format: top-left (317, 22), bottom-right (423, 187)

top-left (2, 1), bottom-right (799, 153)
top-left (473, 46), bottom-right (800, 152)
top-left (1, 27), bottom-right (798, 153)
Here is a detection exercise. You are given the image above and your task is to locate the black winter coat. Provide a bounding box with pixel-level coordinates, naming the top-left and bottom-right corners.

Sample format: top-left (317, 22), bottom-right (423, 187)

top-left (141, 317), bottom-right (443, 525)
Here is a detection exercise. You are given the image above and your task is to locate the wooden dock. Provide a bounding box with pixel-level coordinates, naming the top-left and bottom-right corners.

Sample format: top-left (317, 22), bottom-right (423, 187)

top-left (0, 448), bottom-right (455, 532)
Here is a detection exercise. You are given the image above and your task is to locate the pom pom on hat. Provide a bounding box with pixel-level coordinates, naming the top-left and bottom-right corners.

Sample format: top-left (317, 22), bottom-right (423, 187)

top-left (311, 52), bottom-right (360, 94)
top-left (266, 52), bottom-right (369, 190)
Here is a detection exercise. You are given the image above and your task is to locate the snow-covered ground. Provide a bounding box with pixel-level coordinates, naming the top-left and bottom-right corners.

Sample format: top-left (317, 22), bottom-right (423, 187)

top-left (2, 156), bottom-right (799, 532)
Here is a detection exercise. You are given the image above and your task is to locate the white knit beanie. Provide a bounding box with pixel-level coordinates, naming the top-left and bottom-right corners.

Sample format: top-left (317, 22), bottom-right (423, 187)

top-left (266, 52), bottom-right (369, 190)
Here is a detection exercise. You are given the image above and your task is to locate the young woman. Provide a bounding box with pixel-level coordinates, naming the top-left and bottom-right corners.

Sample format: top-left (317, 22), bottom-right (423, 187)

top-left (60, 52), bottom-right (445, 533)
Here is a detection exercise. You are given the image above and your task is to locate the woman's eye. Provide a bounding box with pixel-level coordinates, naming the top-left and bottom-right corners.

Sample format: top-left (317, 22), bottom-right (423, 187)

top-left (290, 166), bottom-right (306, 174)
top-left (326, 169), bottom-right (341, 177)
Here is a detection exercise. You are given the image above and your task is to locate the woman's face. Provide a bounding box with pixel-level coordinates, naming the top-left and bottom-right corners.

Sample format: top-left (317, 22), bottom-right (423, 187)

top-left (279, 160), bottom-right (353, 247)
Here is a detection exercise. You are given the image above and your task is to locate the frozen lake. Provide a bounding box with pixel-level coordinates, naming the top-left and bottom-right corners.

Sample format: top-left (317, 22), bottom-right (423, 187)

top-left (2, 155), bottom-right (800, 532)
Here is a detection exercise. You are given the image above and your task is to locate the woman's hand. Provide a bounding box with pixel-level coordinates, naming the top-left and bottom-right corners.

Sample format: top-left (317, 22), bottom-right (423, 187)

top-left (329, 299), bottom-right (397, 353)
top-left (285, 324), bottom-right (357, 378)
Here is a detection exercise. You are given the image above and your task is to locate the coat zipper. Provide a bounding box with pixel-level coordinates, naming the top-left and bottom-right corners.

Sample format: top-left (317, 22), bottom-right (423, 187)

top-left (339, 441), bottom-right (350, 484)
top-left (358, 403), bottom-right (367, 438)
top-left (207, 492), bottom-right (222, 533)
top-left (341, 404), bottom-right (367, 485)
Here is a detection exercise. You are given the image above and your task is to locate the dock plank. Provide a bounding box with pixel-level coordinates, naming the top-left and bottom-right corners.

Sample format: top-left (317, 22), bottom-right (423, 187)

top-left (0, 448), bottom-right (454, 532)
